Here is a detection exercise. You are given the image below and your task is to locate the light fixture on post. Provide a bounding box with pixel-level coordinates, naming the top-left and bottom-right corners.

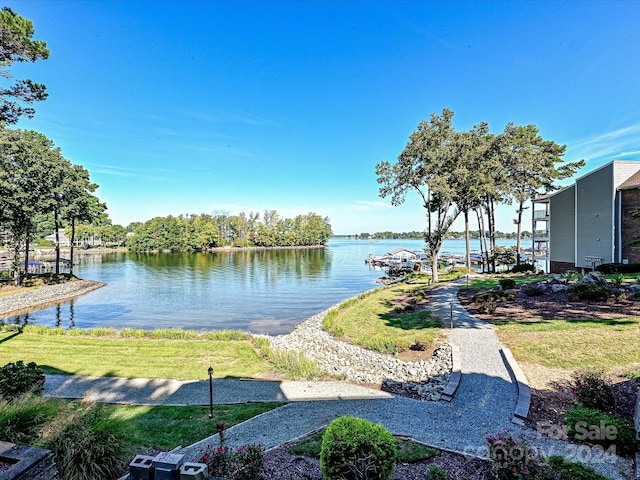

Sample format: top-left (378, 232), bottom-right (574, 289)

top-left (207, 366), bottom-right (214, 419)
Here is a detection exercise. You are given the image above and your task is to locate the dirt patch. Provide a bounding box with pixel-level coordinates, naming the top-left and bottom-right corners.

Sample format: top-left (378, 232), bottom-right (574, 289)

top-left (457, 286), bottom-right (640, 322)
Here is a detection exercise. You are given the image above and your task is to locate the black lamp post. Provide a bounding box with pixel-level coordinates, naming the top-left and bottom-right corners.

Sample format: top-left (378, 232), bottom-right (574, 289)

top-left (208, 366), bottom-right (214, 419)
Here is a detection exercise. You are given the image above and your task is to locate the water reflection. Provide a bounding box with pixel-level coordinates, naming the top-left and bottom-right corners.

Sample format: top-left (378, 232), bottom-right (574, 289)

top-left (1, 240), bottom-right (428, 334)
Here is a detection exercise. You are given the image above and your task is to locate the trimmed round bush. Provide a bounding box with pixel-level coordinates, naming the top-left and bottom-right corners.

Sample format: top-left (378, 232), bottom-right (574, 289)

top-left (0, 360), bottom-right (45, 401)
top-left (498, 278), bottom-right (517, 290)
top-left (320, 416), bottom-right (397, 480)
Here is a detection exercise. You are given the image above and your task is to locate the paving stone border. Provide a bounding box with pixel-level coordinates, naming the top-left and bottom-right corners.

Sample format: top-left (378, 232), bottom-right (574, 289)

top-left (440, 343), bottom-right (460, 402)
top-left (500, 347), bottom-right (531, 425)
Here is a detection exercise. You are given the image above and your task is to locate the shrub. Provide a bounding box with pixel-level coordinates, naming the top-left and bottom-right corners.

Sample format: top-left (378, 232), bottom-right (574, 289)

top-left (567, 283), bottom-right (609, 302)
top-left (448, 266), bottom-right (469, 276)
top-left (565, 406), bottom-right (639, 457)
top-left (425, 464), bottom-right (448, 480)
top-left (486, 429), bottom-right (551, 479)
top-left (232, 444), bottom-right (265, 480)
top-left (478, 302), bottom-right (497, 314)
top-left (472, 290), bottom-right (511, 303)
top-left (0, 360), bottom-right (46, 401)
top-left (40, 402), bottom-right (128, 480)
top-left (498, 278), bottom-right (517, 290)
top-left (0, 394), bottom-right (59, 444)
top-left (596, 262), bottom-right (640, 274)
top-left (320, 416), bottom-right (397, 480)
top-left (570, 370), bottom-right (614, 411)
top-left (547, 455), bottom-right (611, 480)
top-left (197, 444), bottom-right (265, 480)
top-left (521, 283), bottom-right (544, 297)
top-left (510, 263), bottom-right (535, 273)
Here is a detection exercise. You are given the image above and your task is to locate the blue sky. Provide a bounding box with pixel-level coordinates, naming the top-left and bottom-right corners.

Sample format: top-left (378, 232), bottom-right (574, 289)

top-left (7, 0), bottom-right (640, 234)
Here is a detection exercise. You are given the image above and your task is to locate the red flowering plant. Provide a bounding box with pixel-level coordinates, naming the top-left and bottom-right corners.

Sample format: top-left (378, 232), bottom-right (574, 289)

top-left (571, 370), bottom-right (615, 412)
top-left (486, 429), bottom-right (552, 480)
top-left (194, 421), bottom-right (265, 479)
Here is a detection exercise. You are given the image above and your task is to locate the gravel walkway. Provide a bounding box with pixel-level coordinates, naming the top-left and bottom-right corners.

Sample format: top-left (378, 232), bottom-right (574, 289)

top-left (181, 279), bottom-right (633, 480)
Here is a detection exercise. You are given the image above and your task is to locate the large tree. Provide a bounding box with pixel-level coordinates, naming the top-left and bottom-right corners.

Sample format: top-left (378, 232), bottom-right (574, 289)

top-left (450, 123), bottom-right (491, 273)
top-left (62, 164), bottom-right (105, 275)
top-left (376, 108), bottom-right (460, 282)
top-left (0, 128), bottom-right (55, 284)
top-left (493, 123), bottom-right (585, 262)
top-left (0, 7), bottom-right (49, 124)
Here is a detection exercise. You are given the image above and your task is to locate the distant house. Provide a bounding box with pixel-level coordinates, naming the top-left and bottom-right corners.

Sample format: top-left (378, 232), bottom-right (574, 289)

top-left (532, 160), bottom-right (640, 273)
top-left (387, 248), bottom-right (418, 263)
top-left (45, 229), bottom-right (72, 247)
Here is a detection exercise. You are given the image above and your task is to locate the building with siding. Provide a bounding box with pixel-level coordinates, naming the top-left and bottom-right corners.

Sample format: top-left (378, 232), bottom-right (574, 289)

top-left (532, 160), bottom-right (640, 273)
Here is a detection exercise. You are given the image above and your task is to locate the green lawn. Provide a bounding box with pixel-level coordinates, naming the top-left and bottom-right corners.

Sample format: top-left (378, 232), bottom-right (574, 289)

top-left (495, 316), bottom-right (640, 371)
top-left (0, 329), bottom-right (271, 380)
top-left (110, 402), bottom-right (284, 451)
top-left (321, 274), bottom-right (445, 353)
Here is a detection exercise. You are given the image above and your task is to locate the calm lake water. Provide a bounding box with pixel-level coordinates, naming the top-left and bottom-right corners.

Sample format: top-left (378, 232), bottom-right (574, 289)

top-left (5, 238), bottom-right (516, 335)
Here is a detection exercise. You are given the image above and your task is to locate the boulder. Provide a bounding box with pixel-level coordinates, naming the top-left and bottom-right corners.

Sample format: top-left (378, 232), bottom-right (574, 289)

top-left (577, 271), bottom-right (608, 286)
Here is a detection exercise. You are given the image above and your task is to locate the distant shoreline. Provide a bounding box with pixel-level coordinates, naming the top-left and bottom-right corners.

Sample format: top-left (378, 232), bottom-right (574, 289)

top-left (32, 244), bottom-right (328, 256)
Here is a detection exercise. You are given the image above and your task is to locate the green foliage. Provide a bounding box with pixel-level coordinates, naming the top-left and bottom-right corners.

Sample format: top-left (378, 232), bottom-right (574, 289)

top-left (126, 211), bottom-right (333, 251)
top-left (320, 416), bottom-right (397, 480)
top-left (260, 347), bottom-right (325, 380)
top-left (425, 465), bottom-right (449, 480)
top-left (561, 271), bottom-right (582, 281)
top-left (197, 444), bottom-right (265, 480)
top-left (490, 246), bottom-right (517, 267)
top-left (486, 430), bottom-right (552, 479)
top-left (39, 402), bottom-right (128, 480)
top-left (567, 283), bottom-right (609, 302)
top-left (472, 289), bottom-right (513, 303)
top-left (0, 394), bottom-right (59, 444)
top-left (510, 263), bottom-right (535, 273)
top-left (611, 273), bottom-right (624, 286)
top-left (546, 456), bottom-right (611, 480)
top-left (478, 301), bottom-right (497, 314)
top-left (565, 407), bottom-right (639, 457)
top-left (0, 360), bottom-right (45, 400)
top-left (0, 7), bottom-right (49, 124)
top-left (521, 283), bottom-right (544, 297)
top-left (570, 370), bottom-right (614, 411)
top-left (498, 278), bottom-right (517, 290)
top-left (448, 266), bottom-right (470, 276)
top-left (596, 262), bottom-right (640, 274)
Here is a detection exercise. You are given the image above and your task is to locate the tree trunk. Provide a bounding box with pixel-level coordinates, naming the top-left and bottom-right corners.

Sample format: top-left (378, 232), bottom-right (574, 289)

top-left (431, 252), bottom-right (439, 283)
top-left (12, 239), bottom-right (21, 287)
top-left (24, 233), bottom-right (30, 281)
top-left (487, 197), bottom-right (496, 273)
top-left (474, 208), bottom-right (485, 273)
top-left (516, 200), bottom-right (524, 265)
top-left (54, 210), bottom-right (60, 275)
top-left (70, 218), bottom-right (76, 276)
top-left (464, 209), bottom-right (471, 273)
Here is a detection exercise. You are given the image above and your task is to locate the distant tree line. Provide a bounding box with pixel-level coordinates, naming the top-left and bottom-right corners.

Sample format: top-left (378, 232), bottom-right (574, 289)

top-left (126, 210), bottom-right (333, 252)
top-left (353, 230), bottom-right (532, 240)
